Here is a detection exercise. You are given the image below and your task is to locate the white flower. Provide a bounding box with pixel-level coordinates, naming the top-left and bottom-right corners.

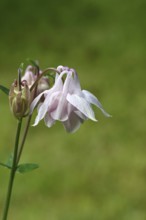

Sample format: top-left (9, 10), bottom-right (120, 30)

top-left (30, 66), bottom-right (110, 133)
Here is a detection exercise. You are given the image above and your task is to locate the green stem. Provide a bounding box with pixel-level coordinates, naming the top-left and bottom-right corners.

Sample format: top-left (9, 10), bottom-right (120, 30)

top-left (16, 115), bottom-right (32, 165)
top-left (2, 119), bottom-right (22, 220)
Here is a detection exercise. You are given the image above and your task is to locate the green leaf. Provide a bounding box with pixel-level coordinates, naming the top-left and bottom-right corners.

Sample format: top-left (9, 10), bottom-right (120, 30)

top-left (0, 85), bottom-right (9, 95)
top-left (0, 162), bottom-right (11, 169)
top-left (0, 154), bottom-right (13, 170)
top-left (6, 154), bottom-right (13, 168)
top-left (17, 163), bottom-right (39, 174)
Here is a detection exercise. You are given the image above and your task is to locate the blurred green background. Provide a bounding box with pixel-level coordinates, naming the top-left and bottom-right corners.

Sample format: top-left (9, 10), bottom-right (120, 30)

top-left (0, 0), bottom-right (146, 219)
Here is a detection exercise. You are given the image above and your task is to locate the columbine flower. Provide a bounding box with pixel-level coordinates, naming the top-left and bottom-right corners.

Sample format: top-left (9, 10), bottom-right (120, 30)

top-left (30, 66), bottom-right (110, 133)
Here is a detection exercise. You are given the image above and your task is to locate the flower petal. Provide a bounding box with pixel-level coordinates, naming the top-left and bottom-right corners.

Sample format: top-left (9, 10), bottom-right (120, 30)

top-left (32, 112), bottom-right (42, 126)
top-left (63, 112), bottom-right (83, 133)
top-left (44, 113), bottom-right (55, 127)
top-left (73, 71), bottom-right (81, 92)
top-left (57, 65), bottom-right (64, 73)
top-left (62, 71), bottom-right (73, 94)
top-left (35, 91), bottom-right (60, 123)
top-left (55, 73), bottom-right (59, 81)
top-left (30, 91), bottom-right (47, 114)
top-left (22, 66), bottom-right (36, 87)
top-left (50, 94), bottom-right (68, 121)
top-left (82, 90), bottom-right (111, 117)
top-left (67, 72), bottom-right (82, 95)
top-left (67, 94), bottom-right (97, 121)
top-left (74, 110), bottom-right (88, 121)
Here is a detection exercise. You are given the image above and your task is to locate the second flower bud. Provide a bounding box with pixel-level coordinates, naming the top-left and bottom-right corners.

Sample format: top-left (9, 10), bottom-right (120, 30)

top-left (9, 80), bottom-right (31, 119)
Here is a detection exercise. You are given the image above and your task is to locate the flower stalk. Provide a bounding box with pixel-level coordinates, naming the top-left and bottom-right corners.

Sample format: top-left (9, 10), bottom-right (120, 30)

top-left (2, 118), bottom-right (22, 220)
top-left (16, 115), bottom-right (32, 165)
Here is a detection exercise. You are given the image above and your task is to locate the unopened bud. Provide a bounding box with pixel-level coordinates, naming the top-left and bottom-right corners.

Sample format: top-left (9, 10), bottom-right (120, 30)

top-left (37, 76), bottom-right (49, 95)
top-left (9, 81), bottom-right (31, 119)
top-left (22, 66), bottom-right (49, 98)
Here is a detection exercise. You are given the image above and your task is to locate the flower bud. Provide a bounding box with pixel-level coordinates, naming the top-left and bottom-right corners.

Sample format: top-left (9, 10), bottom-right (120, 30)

top-left (9, 81), bottom-right (31, 119)
top-left (22, 66), bottom-right (49, 99)
top-left (37, 76), bottom-right (49, 95)
top-left (21, 65), bottom-right (36, 87)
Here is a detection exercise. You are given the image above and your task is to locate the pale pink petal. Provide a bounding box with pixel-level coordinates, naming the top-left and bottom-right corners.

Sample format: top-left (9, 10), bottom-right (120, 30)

top-left (82, 90), bottom-right (111, 117)
top-left (49, 92), bottom-right (61, 113)
top-left (55, 73), bottom-right (59, 81)
top-left (74, 110), bottom-right (88, 121)
top-left (66, 102), bottom-right (87, 121)
top-left (67, 94), bottom-right (97, 121)
top-left (44, 113), bottom-right (55, 127)
top-left (63, 112), bottom-right (83, 133)
top-left (53, 71), bottom-right (66, 90)
top-left (72, 71), bottom-right (81, 92)
top-left (62, 71), bottom-right (73, 94)
top-left (50, 95), bottom-right (68, 121)
top-left (50, 73), bottom-right (73, 121)
top-left (22, 66), bottom-right (36, 86)
top-left (32, 112), bottom-right (42, 126)
top-left (57, 66), bottom-right (70, 72)
top-left (30, 91), bottom-right (47, 114)
top-left (67, 74), bottom-right (81, 95)
top-left (57, 65), bottom-right (64, 72)
top-left (35, 91), bottom-right (60, 123)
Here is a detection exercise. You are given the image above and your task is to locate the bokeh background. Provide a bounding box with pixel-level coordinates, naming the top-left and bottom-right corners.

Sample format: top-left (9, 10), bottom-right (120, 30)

top-left (0, 0), bottom-right (146, 219)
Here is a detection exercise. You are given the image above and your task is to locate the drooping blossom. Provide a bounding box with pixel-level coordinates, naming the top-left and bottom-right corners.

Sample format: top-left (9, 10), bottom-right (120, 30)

top-left (30, 66), bottom-right (110, 133)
